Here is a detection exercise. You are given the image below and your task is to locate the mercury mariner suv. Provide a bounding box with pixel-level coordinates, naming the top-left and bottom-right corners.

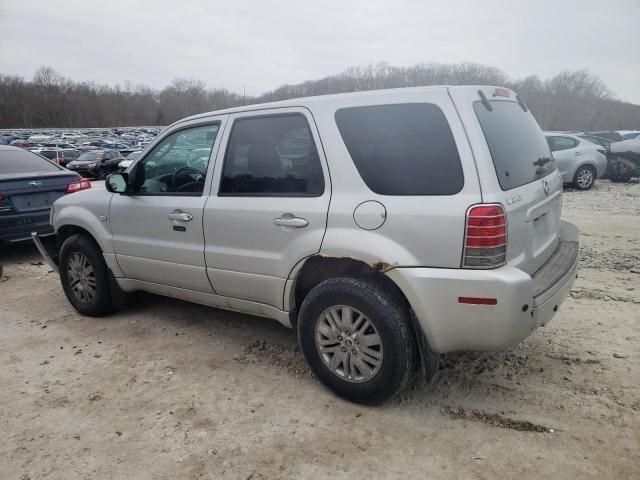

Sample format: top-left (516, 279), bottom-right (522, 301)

top-left (34, 86), bottom-right (580, 404)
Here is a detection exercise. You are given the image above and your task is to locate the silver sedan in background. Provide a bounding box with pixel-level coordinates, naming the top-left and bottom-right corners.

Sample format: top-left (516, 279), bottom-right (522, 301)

top-left (545, 132), bottom-right (608, 189)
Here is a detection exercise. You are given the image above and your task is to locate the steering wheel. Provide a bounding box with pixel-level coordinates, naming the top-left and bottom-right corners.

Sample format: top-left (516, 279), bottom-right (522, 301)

top-left (172, 166), bottom-right (202, 189)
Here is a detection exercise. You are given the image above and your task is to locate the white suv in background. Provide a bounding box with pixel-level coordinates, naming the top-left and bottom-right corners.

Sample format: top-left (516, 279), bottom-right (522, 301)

top-left (545, 132), bottom-right (608, 189)
top-left (35, 86), bottom-right (580, 404)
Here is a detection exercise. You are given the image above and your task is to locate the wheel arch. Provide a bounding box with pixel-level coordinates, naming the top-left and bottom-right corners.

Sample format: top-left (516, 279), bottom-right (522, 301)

top-left (57, 224), bottom-right (102, 252)
top-left (288, 255), bottom-right (438, 381)
top-left (287, 256), bottom-right (405, 320)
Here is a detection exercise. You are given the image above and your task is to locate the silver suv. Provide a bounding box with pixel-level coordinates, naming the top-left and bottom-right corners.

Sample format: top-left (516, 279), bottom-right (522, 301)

top-left (35, 86), bottom-right (579, 404)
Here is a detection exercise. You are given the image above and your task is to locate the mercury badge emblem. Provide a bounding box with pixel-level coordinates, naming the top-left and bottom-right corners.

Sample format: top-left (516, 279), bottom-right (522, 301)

top-left (543, 179), bottom-right (550, 196)
top-left (28, 180), bottom-right (43, 188)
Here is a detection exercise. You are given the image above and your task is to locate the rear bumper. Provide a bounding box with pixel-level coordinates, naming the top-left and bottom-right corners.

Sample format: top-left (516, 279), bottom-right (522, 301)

top-left (0, 210), bottom-right (53, 243)
top-left (387, 220), bottom-right (579, 353)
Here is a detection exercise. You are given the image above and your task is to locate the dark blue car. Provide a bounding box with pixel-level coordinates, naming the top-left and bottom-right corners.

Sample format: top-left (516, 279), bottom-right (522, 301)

top-left (0, 146), bottom-right (90, 245)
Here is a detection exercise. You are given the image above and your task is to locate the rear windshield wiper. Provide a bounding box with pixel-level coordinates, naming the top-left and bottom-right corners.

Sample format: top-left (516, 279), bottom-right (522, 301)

top-left (533, 156), bottom-right (552, 167)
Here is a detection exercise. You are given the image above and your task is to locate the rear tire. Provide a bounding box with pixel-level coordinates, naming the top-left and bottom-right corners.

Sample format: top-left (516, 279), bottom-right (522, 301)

top-left (297, 276), bottom-right (415, 404)
top-left (573, 165), bottom-right (596, 190)
top-left (59, 234), bottom-right (113, 316)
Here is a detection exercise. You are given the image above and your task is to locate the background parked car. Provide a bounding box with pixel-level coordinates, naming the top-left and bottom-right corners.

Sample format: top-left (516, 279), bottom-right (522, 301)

top-left (578, 134), bottom-right (640, 182)
top-left (585, 131), bottom-right (625, 142)
top-left (65, 149), bottom-right (124, 178)
top-left (36, 148), bottom-right (81, 167)
top-left (42, 142), bottom-right (75, 149)
top-left (1, 133), bottom-right (16, 145)
top-left (545, 133), bottom-right (607, 189)
top-left (608, 139), bottom-right (640, 182)
top-left (0, 145), bottom-right (89, 245)
top-left (117, 150), bottom-right (142, 171)
top-left (619, 130), bottom-right (640, 140)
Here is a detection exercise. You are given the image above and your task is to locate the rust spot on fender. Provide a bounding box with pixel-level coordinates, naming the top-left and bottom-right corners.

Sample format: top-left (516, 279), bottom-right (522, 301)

top-left (372, 261), bottom-right (393, 273)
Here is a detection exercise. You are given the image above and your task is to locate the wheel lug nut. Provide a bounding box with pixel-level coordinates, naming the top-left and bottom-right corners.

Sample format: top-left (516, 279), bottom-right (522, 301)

top-left (352, 349), bottom-right (357, 354)
top-left (354, 339), bottom-right (359, 344)
top-left (346, 331), bottom-right (351, 336)
top-left (341, 347), bottom-right (347, 352)
top-left (338, 336), bottom-right (343, 341)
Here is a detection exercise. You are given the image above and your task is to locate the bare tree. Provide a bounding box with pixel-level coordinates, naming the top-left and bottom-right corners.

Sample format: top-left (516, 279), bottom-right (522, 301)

top-left (0, 64), bottom-right (638, 130)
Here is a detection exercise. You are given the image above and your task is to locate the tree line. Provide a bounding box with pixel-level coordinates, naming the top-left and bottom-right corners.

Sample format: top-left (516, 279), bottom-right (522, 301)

top-left (1, 63), bottom-right (638, 130)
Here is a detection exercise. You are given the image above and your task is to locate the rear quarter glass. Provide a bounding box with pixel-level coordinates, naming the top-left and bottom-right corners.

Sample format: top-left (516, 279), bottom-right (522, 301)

top-left (335, 103), bottom-right (464, 195)
top-left (473, 100), bottom-right (555, 191)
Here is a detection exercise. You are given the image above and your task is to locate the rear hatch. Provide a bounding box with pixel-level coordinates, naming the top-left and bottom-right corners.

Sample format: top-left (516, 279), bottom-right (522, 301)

top-left (449, 86), bottom-right (563, 274)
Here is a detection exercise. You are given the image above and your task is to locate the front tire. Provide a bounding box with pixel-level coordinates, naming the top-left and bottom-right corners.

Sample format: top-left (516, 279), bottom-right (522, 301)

top-left (298, 277), bottom-right (415, 404)
top-left (59, 234), bottom-right (113, 316)
top-left (573, 165), bottom-right (596, 190)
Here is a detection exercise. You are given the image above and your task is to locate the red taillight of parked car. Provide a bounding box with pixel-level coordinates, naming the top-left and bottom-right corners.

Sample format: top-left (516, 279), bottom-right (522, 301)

top-left (462, 204), bottom-right (507, 268)
top-left (597, 148), bottom-right (607, 156)
top-left (66, 178), bottom-right (92, 193)
top-left (0, 193), bottom-right (11, 211)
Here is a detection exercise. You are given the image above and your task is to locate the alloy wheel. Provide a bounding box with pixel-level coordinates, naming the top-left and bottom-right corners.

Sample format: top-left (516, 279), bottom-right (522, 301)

top-left (314, 305), bottom-right (384, 383)
top-left (576, 168), bottom-right (594, 189)
top-left (67, 252), bottom-right (97, 303)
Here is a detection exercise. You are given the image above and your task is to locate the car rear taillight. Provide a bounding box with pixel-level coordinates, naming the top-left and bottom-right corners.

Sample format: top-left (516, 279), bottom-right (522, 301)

top-left (66, 178), bottom-right (92, 193)
top-left (0, 193), bottom-right (10, 211)
top-left (462, 204), bottom-right (507, 269)
top-left (597, 148), bottom-right (607, 156)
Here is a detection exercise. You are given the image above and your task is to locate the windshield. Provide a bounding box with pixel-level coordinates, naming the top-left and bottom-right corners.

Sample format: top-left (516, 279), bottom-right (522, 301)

top-left (77, 152), bottom-right (102, 161)
top-left (0, 149), bottom-right (61, 174)
top-left (474, 100), bottom-right (555, 190)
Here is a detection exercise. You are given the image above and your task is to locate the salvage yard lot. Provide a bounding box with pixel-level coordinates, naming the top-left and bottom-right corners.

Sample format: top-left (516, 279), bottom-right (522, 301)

top-left (1, 181), bottom-right (638, 479)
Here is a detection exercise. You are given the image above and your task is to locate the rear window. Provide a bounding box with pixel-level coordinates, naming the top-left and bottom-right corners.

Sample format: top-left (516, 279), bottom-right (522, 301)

top-left (474, 100), bottom-right (554, 190)
top-left (0, 149), bottom-right (61, 174)
top-left (335, 103), bottom-right (463, 195)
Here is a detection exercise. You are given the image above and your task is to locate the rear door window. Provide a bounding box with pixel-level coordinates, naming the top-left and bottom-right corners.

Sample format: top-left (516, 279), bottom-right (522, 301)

top-left (474, 100), bottom-right (555, 190)
top-left (547, 136), bottom-right (578, 152)
top-left (219, 114), bottom-right (324, 196)
top-left (335, 103), bottom-right (463, 195)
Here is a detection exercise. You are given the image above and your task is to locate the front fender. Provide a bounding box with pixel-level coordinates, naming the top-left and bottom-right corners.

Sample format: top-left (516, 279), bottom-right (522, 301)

top-left (53, 188), bottom-right (113, 253)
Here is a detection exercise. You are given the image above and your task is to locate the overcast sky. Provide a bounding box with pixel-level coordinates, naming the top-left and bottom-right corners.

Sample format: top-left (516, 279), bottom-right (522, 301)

top-left (1, 0), bottom-right (639, 103)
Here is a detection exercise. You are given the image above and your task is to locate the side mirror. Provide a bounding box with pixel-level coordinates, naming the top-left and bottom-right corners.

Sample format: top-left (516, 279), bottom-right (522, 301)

top-left (106, 173), bottom-right (129, 193)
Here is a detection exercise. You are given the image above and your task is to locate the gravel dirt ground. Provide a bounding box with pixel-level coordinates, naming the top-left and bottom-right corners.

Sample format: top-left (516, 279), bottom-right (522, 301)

top-left (1, 180), bottom-right (638, 480)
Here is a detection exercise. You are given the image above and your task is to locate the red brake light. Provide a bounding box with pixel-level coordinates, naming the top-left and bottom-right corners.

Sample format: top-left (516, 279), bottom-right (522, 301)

top-left (0, 193), bottom-right (10, 211)
top-left (66, 179), bottom-right (92, 193)
top-left (463, 204), bottom-right (507, 269)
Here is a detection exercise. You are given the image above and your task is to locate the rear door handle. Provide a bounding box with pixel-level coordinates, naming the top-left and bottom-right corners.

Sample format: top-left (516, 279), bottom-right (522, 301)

top-left (274, 214), bottom-right (308, 228)
top-left (168, 211), bottom-right (193, 222)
